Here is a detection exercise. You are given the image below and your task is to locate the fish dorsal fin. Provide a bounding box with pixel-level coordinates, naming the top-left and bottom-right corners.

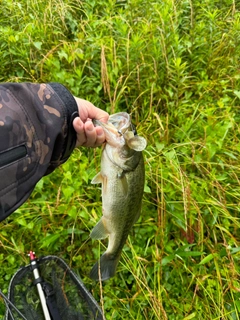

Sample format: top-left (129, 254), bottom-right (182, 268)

top-left (125, 133), bottom-right (147, 152)
top-left (91, 172), bottom-right (103, 184)
top-left (90, 217), bottom-right (109, 240)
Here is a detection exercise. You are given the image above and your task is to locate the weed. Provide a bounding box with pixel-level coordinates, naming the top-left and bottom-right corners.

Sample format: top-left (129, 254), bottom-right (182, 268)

top-left (1, 0), bottom-right (240, 319)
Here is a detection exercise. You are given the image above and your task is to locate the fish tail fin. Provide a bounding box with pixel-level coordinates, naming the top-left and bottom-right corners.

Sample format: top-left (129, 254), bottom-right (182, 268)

top-left (90, 253), bottom-right (120, 281)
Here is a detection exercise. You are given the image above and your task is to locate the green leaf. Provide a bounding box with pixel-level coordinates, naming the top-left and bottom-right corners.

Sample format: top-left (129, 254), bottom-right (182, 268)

top-left (183, 313), bottom-right (197, 320)
top-left (161, 254), bottom-right (175, 266)
top-left (40, 234), bottom-right (60, 248)
top-left (199, 253), bottom-right (217, 265)
top-left (62, 186), bottom-right (75, 199)
top-left (223, 151), bottom-right (237, 160)
top-left (33, 41), bottom-right (42, 50)
top-left (144, 183), bottom-right (151, 193)
top-left (230, 247), bottom-right (240, 254)
top-left (16, 217), bottom-right (26, 226)
top-left (177, 251), bottom-right (204, 257)
top-left (234, 90), bottom-right (240, 99)
top-left (164, 150), bottom-right (175, 160)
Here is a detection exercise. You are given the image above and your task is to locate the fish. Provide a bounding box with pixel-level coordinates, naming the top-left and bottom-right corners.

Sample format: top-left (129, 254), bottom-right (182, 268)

top-left (89, 112), bottom-right (147, 281)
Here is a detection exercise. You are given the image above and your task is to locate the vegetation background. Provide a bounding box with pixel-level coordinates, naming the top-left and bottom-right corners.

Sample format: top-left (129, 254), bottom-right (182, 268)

top-left (0, 0), bottom-right (240, 319)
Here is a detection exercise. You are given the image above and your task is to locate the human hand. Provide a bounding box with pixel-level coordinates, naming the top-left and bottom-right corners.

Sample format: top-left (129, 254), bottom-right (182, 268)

top-left (73, 97), bottom-right (109, 148)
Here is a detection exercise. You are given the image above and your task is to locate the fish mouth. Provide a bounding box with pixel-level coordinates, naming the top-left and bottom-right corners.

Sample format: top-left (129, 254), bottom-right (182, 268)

top-left (93, 112), bottom-right (131, 138)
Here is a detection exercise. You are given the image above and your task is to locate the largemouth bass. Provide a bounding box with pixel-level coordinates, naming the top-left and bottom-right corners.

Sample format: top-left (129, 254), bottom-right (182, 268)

top-left (90, 112), bottom-right (147, 281)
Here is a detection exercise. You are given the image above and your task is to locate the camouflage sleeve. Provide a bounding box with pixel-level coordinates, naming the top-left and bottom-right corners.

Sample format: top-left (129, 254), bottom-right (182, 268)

top-left (0, 82), bottom-right (78, 221)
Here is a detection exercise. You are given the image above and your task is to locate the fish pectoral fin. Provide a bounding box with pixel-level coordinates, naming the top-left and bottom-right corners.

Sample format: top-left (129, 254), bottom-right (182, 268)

top-left (118, 173), bottom-right (128, 196)
top-left (126, 135), bottom-right (147, 151)
top-left (91, 172), bottom-right (103, 184)
top-left (90, 218), bottom-right (109, 240)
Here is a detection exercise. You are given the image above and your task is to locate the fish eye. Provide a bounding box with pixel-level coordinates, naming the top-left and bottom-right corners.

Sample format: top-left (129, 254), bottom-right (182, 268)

top-left (118, 130), bottom-right (123, 136)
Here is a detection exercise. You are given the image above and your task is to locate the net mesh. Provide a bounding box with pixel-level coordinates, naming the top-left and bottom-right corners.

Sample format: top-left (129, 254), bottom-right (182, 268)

top-left (4, 255), bottom-right (103, 320)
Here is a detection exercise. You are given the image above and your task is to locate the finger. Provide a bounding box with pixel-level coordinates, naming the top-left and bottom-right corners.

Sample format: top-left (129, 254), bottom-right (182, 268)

top-left (94, 127), bottom-right (106, 147)
top-left (73, 117), bottom-right (83, 134)
top-left (74, 97), bottom-right (109, 123)
top-left (82, 121), bottom-right (98, 147)
top-left (84, 122), bottom-right (107, 148)
top-left (73, 117), bottom-right (87, 147)
top-left (89, 106), bottom-right (109, 123)
top-left (73, 117), bottom-right (106, 148)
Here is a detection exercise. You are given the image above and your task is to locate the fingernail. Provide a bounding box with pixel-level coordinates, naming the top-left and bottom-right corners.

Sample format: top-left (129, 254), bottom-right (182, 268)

top-left (86, 121), bottom-right (94, 131)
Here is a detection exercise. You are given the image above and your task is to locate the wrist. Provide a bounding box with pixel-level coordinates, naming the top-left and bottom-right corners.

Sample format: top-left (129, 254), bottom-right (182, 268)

top-left (48, 83), bottom-right (79, 161)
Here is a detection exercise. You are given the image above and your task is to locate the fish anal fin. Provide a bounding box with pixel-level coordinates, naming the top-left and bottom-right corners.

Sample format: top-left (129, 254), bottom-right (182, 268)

top-left (90, 217), bottom-right (109, 240)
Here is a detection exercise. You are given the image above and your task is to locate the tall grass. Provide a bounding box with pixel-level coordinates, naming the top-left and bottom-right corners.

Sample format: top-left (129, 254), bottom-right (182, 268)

top-left (1, 0), bottom-right (240, 319)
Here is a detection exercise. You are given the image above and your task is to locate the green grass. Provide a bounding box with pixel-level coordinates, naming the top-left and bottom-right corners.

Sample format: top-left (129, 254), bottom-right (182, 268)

top-left (1, 0), bottom-right (240, 319)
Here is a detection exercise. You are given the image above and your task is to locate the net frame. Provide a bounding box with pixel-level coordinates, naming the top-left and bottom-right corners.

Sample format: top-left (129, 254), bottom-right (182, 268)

top-left (3, 255), bottom-right (103, 320)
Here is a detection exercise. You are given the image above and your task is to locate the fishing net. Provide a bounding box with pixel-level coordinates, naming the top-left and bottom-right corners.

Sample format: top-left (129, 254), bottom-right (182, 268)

top-left (3, 255), bottom-right (103, 320)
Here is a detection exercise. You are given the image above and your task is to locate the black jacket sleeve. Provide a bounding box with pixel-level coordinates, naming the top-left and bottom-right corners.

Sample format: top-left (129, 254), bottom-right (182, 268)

top-left (0, 82), bottom-right (78, 221)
